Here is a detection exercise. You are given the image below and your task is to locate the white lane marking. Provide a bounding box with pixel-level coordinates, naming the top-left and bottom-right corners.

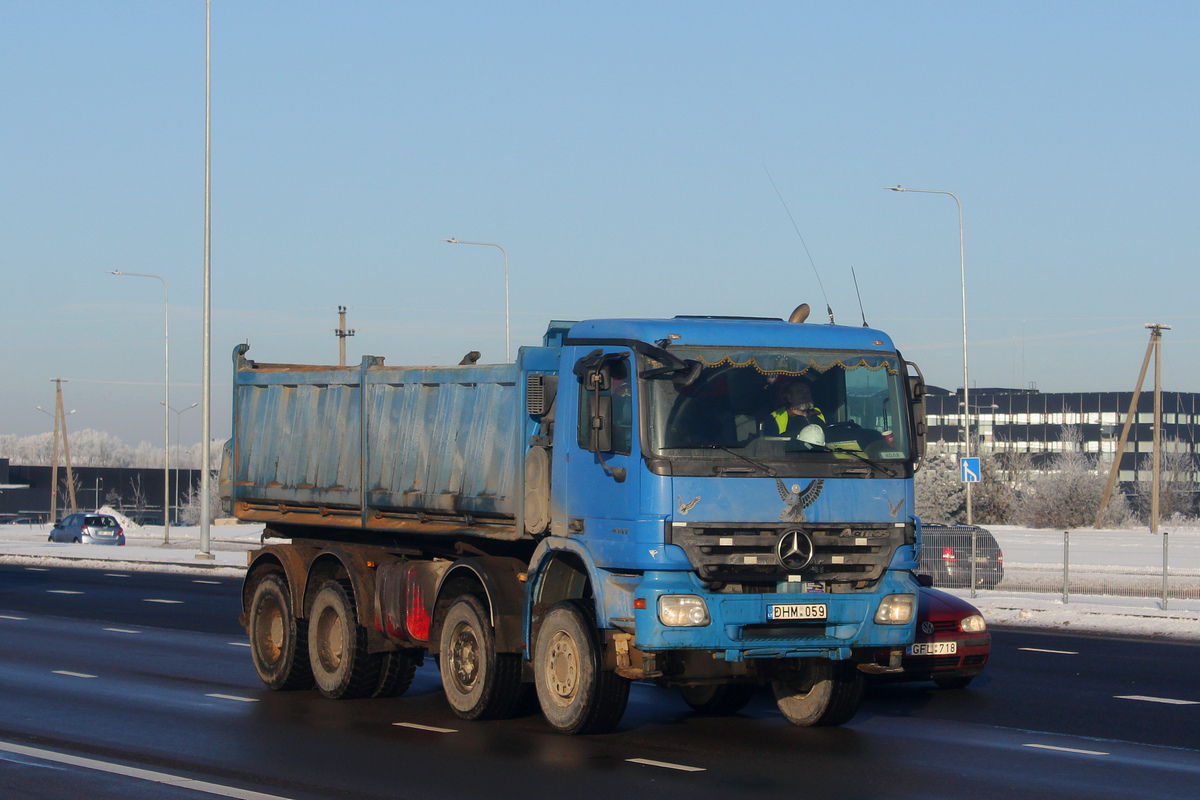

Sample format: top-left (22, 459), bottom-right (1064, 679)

top-left (229, 642), bottom-right (252, 648)
top-left (47, 590), bottom-right (83, 595)
top-left (143, 598), bottom-right (184, 604)
top-left (103, 628), bottom-right (141, 634)
top-left (1019, 647), bottom-right (1078, 655)
top-left (393, 722), bottom-right (457, 733)
top-left (193, 580), bottom-right (222, 585)
top-left (627, 757), bottom-right (706, 772)
top-left (105, 573), bottom-right (131, 578)
top-left (1116, 695), bottom-right (1199, 705)
top-left (52, 671), bottom-right (98, 679)
top-left (0, 615), bottom-right (28, 621)
top-left (206, 694), bottom-right (259, 703)
top-left (0, 738), bottom-right (298, 800)
top-left (25, 567), bottom-right (49, 572)
top-left (1023, 743), bottom-right (1109, 756)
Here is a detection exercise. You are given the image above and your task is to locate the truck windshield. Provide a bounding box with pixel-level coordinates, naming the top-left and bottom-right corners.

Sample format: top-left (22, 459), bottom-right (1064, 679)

top-left (643, 347), bottom-right (912, 465)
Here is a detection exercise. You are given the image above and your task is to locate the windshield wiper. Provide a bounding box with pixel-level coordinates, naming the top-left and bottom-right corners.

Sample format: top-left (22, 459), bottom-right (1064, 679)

top-left (705, 444), bottom-right (777, 477)
top-left (802, 443), bottom-right (897, 477)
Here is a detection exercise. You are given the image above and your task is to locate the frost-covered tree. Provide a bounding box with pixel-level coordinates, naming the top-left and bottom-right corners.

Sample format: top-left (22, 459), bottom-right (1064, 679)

top-left (915, 442), bottom-right (966, 523)
top-left (1133, 440), bottom-right (1198, 522)
top-left (1018, 426), bottom-right (1133, 528)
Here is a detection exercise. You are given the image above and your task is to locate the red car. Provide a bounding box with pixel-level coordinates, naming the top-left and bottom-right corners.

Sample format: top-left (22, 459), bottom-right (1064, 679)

top-left (870, 577), bottom-right (990, 689)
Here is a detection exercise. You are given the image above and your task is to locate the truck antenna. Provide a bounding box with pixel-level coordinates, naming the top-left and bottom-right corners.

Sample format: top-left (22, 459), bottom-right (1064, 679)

top-left (764, 166), bottom-right (834, 324)
top-left (851, 266), bottom-right (869, 327)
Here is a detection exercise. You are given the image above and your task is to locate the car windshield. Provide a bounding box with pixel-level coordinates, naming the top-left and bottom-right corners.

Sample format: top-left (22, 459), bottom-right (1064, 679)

top-left (643, 346), bottom-right (912, 464)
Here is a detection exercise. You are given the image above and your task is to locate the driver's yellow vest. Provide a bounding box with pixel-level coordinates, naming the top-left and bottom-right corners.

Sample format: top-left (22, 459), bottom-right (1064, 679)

top-left (770, 407), bottom-right (824, 433)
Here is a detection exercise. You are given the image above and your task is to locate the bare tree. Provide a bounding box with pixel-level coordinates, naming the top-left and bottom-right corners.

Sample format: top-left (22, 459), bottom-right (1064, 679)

top-left (915, 442), bottom-right (966, 523)
top-left (1018, 426), bottom-right (1133, 528)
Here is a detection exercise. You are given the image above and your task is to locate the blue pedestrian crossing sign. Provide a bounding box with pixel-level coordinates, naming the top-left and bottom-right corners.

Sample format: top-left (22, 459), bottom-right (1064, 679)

top-left (960, 457), bottom-right (981, 483)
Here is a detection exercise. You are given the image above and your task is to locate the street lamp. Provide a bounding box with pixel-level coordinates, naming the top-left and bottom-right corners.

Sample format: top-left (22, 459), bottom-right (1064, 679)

top-left (162, 401), bottom-right (198, 526)
top-left (36, 405), bottom-right (75, 522)
top-left (108, 269), bottom-right (172, 544)
top-left (885, 185), bottom-right (973, 523)
top-left (442, 238), bottom-right (510, 361)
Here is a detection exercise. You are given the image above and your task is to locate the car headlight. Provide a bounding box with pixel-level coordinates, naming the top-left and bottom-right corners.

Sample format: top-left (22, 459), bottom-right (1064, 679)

top-left (658, 595), bottom-right (711, 627)
top-left (960, 613), bottom-right (987, 633)
top-left (874, 594), bottom-right (915, 625)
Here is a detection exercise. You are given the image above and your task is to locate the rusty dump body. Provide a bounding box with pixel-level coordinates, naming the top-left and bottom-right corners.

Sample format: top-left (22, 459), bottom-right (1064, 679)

top-left (226, 343), bottom-right (526, 540)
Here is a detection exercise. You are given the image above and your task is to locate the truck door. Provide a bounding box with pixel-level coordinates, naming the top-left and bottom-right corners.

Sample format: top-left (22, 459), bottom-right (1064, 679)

top-left (558, 347), bottom-right (642, 554)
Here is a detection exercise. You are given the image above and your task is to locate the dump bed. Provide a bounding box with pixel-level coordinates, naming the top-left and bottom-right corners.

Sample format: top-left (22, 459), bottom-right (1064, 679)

top-left (227, 345), bottom-right (523, 539)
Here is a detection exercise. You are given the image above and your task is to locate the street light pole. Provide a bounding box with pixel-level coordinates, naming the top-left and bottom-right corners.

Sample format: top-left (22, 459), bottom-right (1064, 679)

top-left (886, 185), bottom-right (973, 524)
top-left (442, 238), bottom-right (510, 361)
top-left (162, 402), bottom-right (198, 527)
top-left (108, 270), bottom-right (172, 543)
top-left (198, 0), bottom-right (214, 560)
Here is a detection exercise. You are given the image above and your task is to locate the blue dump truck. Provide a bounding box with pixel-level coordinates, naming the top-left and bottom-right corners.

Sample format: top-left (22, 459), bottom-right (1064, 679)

top-left (229, 305), bottom-right (928, 733)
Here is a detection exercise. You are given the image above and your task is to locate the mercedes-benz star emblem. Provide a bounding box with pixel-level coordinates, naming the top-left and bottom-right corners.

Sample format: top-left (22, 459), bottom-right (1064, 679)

top-left (776, 529), bottom-right (815, 571)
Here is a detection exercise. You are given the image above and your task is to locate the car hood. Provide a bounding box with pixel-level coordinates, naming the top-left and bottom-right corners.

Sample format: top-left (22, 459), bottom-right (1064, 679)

top-left (919, 586), bottom-right (983, 621)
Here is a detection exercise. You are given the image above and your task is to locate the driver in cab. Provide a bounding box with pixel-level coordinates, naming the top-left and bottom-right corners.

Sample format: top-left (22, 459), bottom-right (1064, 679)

top-left (763, 377), bottom-right (825, 439)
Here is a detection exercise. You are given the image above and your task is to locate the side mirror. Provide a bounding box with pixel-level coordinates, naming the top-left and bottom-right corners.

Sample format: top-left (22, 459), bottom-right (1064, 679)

top-left (588, 393), bottom-right (613, 453)
top-left (916, 573), bottom-right (934, 588)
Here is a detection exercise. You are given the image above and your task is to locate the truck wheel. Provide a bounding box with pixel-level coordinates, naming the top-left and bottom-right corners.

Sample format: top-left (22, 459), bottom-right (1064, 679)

top-left (373, 649), bottom-right (420, 698)
top-left (248, 572), bottom-right (313, 690)
top-left (439, 594), bottom-right (524, 719)
top-left (772, 659), bottom-right (863, 727)
top-left (533, 601), bottom-right (630, 735)
top-left (308, 580), bottom-right (379, 699)
top-left (679, 683), bottom-right (757, 715)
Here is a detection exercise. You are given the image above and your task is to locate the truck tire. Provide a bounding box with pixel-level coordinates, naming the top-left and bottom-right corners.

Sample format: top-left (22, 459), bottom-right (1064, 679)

top-left (679, 683), bottom-right (757, 715)
top-left (533, 601), bottom-right (630, 735)
top-left (248, 572), bottom-right (313, 690)
top-left (771, 659), bottom-right (863, 727)
top-left (438, 594), bottom-right (524, 719)
top-left (373, 650), bottom-right (420, 698)
top-left (308, 579), bottom-right (380, 699)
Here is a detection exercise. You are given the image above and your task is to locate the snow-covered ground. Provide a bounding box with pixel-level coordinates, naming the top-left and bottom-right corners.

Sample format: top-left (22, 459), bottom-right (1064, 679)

top-left (1, 521), bottom-right (1197, 641)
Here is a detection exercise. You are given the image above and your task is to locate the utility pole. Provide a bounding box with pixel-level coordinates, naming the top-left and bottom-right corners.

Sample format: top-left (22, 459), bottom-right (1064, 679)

top-left (336, 305), bottom-right (355, 367)
top-left (1095, 324), bottom-right (1170, 530)
top-left (46, 379), bottom-right (79, 517)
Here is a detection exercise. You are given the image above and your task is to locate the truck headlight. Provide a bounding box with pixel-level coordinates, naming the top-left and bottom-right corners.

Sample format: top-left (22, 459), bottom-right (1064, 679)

top-left (658, 595), bottom-right (711, 627)
top-left (960, 613), bottom-right (987, 633)
top-left (874, 594), bottom-right (915, 625)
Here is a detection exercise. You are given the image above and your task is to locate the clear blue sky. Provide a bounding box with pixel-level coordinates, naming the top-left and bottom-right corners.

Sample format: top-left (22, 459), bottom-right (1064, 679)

top-left (3, 1), bottom-right (1197, 448)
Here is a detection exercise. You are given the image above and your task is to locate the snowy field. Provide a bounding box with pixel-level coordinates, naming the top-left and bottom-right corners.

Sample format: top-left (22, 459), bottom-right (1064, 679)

top-left (0, 520), bottom-right (1197, 641)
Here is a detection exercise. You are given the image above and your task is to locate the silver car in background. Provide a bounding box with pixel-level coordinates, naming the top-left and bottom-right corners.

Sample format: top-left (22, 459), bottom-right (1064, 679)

top-left (49, 513), bottom-right (125, 545)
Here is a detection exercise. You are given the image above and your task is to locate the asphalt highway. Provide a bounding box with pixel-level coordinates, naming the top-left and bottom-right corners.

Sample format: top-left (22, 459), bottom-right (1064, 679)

top-left (1, 564), bottom-right (1198, 800)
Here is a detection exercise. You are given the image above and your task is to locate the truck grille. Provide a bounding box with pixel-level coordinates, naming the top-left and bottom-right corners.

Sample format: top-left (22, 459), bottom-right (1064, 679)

top-left (667, 521), bottom-right (912, 588)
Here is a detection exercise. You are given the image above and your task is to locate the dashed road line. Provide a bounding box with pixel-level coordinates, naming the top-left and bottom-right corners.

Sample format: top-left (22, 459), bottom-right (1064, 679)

top-left (52, 670), bottom-right (98, 679)
top-left (206, 694), bottom-right (259, 703)
top-left (105, 573), bottom-right (132, 578)
top-left (1023, 743), bottom-right (1109, 756)
top-left (47, 589), bottom-right (83, 595)
top-left (1115, 695), bottom-right (1198, 705)
top-left (143, 598), bottom-right (184, 604)
top-left (0, 615), bottom-right (28, 621)
top-left (1019, 647), bottom-right (1078, 655)
top-left (0, 738), bottom-right (298, 800)
top-left (393, 722), bottom-right (457, 733)
top-left (24, 567), bottom-right (48, 572)
top-left (229, 642), bottom-right (252, 648)
top-left (103, 628), bottom-right (141, 634)
top-left (627, 757), bottom-right (706, 772)
top-left (193, 580), bottom-right (222, 585)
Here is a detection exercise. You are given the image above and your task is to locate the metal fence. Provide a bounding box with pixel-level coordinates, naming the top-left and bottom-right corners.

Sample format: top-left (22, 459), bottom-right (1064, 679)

top-left (924, 526), bottom-right (1200, 609)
